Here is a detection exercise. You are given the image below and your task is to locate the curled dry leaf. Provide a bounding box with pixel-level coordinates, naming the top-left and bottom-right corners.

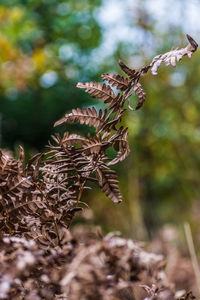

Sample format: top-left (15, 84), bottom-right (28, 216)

top-left (107, 130), bottom-right (130, 166)
top-left (150, 34), bottom-right (198, 75)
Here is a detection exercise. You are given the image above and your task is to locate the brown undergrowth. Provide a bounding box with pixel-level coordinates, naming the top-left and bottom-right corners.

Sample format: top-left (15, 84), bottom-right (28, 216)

top-left (0, 34), bottom-right (198, 299)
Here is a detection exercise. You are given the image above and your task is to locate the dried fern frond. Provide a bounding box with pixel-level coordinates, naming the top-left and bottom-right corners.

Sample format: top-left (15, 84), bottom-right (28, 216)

top-left (54, 107), bottom-right (108, 132)
top-left (132, 82), bottom-right (146, 110)
top-left (53, 34), bottom-right (198, 213)
top-left (149, 34), bottom-right (198, 75)
top-left (0, 148), bottom-right (45, 234)
top-left (118, 34), bottom-right (198, 110)
top-left (79, 137), bottom-right (110, 155)
top-left (118, 60), bottom-right (136, 78)
top-left (1, 33), bottom-right (197, 236)
top-left (62, 132), bottom-right (88, 147)
top-left (101, 73), bottom-right (129, 91)
top-left (76, 81), bottom-right (116, 103)
top-left (96, 166), bottom-right (122, 203)
top-left (107, 129), bottom-right (130, 166)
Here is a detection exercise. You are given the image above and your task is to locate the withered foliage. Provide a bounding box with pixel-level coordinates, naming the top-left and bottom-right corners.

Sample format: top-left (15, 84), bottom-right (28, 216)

top-left (0, 34), bottom-right (198, 299)
top-left (0, 229), bottom-right (196, 299)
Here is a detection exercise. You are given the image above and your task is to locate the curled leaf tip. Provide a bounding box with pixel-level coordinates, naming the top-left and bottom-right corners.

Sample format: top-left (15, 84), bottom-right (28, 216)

top-left (186, 34), bottom-right (198, 50)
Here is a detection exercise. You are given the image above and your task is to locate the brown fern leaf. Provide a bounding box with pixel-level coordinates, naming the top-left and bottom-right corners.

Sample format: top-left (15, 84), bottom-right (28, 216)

top-left (62, 132), bottom-right (88, 147)
top-left (149, 34), bottom-right (198, 75)
top-left (41, 163), bottom-right (82, 224)
top-left (48, 152), bottom-right (88, 175)
top-left (0, 148), bottom-right (59, 235)
top-left (46, 140), bottom-right (91, 187)
top-left (99, 108), bottom-right (126, 133)
top-left (116, 35), bottom-right (198, 111)
top-left (24, 153), bottom-right (42, 177)
top-left (134, 83), bottom-right (146, 110)
top-left (81, 140), bottom-right (103, 154)
top-left (59, 189), bottom-right (77, 202)
top-left (76, 81), bottom-right (116, 104)
top-left (0, 150), bottom-right (18, 178)
top-left (118, 60), bottom-right (136, 79)
top-left (0, 176), bottom-right (44, 234)
top-left (79, 138), bottom-right (111, 155)
top-left (108, 93), bottom-right (124, 113)
top-left (41, 164), bottom-right (60, 189)
top-left (107, 130), bottom-right (130, 166)
top-left (54, 107), bottom-right (107, 132)
top-left (128, 82), bottom-right (146, 111)
top-left (101, 73), bottom-right (129, 91)
top-left (97, 166), bottom-right (122, 203)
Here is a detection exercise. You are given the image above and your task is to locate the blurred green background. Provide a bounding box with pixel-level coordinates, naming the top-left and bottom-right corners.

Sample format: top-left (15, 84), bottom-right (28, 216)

top-left (1, 0), bottom-right (200, 243)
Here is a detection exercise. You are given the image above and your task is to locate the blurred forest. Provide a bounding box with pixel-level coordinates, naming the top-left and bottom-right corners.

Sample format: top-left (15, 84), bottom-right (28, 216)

top-left (1, 0), bottom-right (200, 248)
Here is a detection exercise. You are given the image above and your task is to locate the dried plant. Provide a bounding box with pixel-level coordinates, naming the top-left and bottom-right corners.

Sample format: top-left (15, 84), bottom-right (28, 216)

top-left (0, 34), bottom-right (198, 299)
top-left (0, 229), bottom-right (196, 300)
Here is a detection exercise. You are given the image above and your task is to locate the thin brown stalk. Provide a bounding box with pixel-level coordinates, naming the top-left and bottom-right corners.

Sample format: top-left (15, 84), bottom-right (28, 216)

top-left (184, 222), bottom-right (200, 295)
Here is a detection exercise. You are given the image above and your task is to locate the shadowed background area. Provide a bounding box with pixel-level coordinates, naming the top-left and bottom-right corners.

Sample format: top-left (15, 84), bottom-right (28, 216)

top-left (1, 0), bottom-right (200, 250)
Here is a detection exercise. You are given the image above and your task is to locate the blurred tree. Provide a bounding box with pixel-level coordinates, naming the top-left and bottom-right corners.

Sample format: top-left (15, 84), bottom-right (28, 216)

top-left (0, 0), bottom-right (102, 150)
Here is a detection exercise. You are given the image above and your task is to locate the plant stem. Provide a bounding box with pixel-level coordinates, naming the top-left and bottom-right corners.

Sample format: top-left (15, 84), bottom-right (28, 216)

top-left (67, 179), bottom-right (86, 229)
top-left (184, 222), bottom-right (200, 295)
